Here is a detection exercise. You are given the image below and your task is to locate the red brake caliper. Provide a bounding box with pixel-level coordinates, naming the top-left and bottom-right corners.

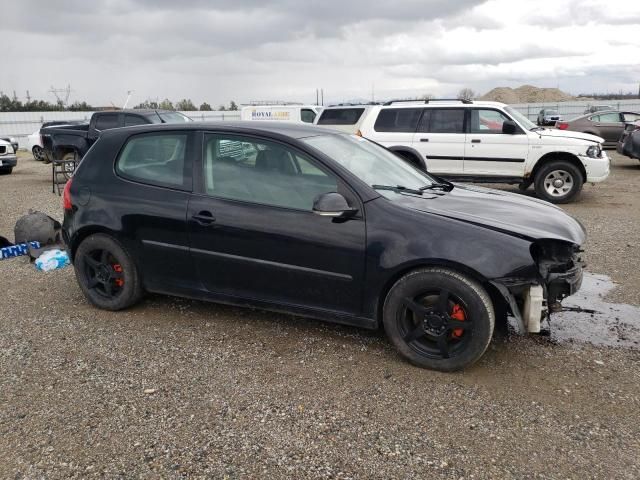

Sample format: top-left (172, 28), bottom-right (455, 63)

top-left (451, 304), bottom-right (466, 338)
top-left (112, 264), bottom-right (124, 287)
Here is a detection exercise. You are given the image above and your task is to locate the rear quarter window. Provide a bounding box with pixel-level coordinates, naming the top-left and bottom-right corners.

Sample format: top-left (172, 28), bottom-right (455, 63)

top-left (374, 108), bottom-right (422, 132)
top-left (116, 133), bottom-right (190, 190)
top-left (317, 108), bottom-right (365, 125)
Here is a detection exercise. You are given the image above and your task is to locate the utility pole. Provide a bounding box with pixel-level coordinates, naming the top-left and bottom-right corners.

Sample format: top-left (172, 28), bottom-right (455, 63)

top-left (316, 89), bottom-right (319, 105)
top-left (49, 84), bottom-right (73, 107)
top-left (321, 89), bottom-right (324, 106)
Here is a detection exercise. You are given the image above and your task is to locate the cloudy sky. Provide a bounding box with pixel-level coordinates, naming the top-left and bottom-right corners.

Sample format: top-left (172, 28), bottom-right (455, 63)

top-left (3, 0), bottom-right (639, 107)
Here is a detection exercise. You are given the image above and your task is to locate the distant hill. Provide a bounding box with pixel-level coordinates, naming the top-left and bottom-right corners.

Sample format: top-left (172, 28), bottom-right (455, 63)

top-left (480, 85), bottom-right (577, 104)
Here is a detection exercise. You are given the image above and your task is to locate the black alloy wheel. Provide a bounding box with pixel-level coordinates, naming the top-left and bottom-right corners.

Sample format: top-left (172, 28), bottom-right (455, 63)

top-left (383, 268), bottom-right (494, 371)
top-left (74, 234), bottom-right (143, 310)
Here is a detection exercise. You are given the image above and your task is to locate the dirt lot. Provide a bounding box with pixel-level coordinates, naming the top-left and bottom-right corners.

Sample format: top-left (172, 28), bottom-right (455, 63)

top-left (1, 151), bottom-right (639, 479)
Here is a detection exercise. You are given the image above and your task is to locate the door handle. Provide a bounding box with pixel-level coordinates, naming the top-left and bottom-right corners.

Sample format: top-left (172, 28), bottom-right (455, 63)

top-left (471, 139), bottom-right (481, 143)
top-left (192, 211), bottom-right (216, 225)
top-left (419, 138), bottom-right (429, 142)
top-left (594, 124), bottom-right (602, 127)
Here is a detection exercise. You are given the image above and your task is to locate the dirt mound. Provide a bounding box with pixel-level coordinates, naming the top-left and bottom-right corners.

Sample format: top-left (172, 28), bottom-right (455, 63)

top-left (480, 85), bottom-right (577, 103)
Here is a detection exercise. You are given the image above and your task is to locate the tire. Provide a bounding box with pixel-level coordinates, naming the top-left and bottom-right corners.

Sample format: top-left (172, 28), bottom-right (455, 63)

top-left (383, 267), bottom-right (495, 372)
top-left (533, 160), bottom-right (583, 204)
top-left (32, 146), bottom-right (44, 161)
top-left (74, 234), bottom-right (143, 311)
top-left (0, 167), bottom-right (13, 175)
top-left (61, 152), bottom-right (77, 180)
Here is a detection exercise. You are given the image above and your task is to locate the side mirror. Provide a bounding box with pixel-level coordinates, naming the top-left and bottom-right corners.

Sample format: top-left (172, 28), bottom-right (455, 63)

top-left (502, 120), bottom-right (518, 134)
top-left (312, 192), bottom-right (357, 218)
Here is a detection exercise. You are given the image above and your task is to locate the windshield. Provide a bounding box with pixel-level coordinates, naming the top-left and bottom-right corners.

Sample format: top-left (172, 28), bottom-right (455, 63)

top-left (157, 112), bottom-right (192, 123)
top-left (301, 134), bottom-right (439, 198)
top-left (504, 106), bottom-right (536, 130)
top-left (546, 110), bottom-right (558, 115)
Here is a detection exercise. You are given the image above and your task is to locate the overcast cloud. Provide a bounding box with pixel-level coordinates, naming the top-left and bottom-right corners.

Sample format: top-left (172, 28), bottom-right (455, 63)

top-left (3, 0), bottom-right (639, 107)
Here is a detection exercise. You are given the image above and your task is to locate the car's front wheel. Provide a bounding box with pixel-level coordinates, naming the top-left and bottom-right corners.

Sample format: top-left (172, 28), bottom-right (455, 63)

top-left (74, 234), bottom-right (143, 310)
top-left (0, 167), bottom-right (13, 175)
top-left (383, 267), bottom-right (495, 372)
top-left (534, 160), bottom-right (583, 203)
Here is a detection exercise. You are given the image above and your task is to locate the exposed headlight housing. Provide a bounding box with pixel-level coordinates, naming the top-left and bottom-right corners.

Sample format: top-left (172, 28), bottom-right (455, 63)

top-left (586, 145), bottom-right (601, 158)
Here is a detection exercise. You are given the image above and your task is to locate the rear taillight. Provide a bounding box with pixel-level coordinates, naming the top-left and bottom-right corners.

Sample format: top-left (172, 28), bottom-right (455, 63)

top-left (62, 178), bottom-right (73, 211)
top-left (556, 122), bottom-right (569, 130)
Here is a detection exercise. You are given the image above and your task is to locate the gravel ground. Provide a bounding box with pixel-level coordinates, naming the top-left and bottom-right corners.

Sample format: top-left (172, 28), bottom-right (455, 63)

top-left (1, 151), bottom-right (639, 479)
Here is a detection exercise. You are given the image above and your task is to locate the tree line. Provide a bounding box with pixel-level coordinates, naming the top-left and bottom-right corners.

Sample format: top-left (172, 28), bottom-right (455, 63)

top-left (0, 93), bottom-right (239, 112)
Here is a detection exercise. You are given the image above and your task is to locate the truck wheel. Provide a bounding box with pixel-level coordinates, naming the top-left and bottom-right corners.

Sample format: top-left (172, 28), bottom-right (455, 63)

top-left (383, 267), bottom-right (495, 372)
top-left (74, 234), bottom-right (143, 311)
top-left (534, 161), bottom-right (583, 204)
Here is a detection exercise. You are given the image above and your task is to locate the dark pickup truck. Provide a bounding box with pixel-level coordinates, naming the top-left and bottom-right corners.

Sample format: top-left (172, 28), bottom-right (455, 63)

top-left (41, 109), bottom-right (191, 163)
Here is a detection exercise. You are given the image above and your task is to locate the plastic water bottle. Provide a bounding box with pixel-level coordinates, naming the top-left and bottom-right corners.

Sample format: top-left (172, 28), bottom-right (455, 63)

top-left (35, 249), bottom-right (70, 271)
top-left (0, 241), bottom-right (41, 260)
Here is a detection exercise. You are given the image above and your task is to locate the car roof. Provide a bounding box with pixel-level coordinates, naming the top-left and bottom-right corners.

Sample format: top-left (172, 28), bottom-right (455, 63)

top-left (99, 121), bottom-right (342, 140)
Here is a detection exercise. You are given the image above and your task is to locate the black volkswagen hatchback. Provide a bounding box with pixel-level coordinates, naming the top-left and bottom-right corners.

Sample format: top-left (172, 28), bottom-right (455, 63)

top-left (63, 122), bottom-right (585, 371)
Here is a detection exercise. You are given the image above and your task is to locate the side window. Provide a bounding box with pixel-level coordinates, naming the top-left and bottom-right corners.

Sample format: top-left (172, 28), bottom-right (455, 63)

top-left (317, 108), bottom-right (365, 125)
top-left (589, 115), bottom-right (599, 122)
top-left (124, 115), bottom-right (149, 127)
top-left (598, 113), bottom-right (622, 123)
top-left (95, 114), bottom-right (120, 131)
top-left (419, 109), bottom-right (465, 133)
top-left (470, 109), bottom-right (511, 134)
top-left (374, 108), bottom-right (422, 132)
top-left (623, 112), bottom-right (640, 122)
top-left (300, 109), bottom-right (317, 123)
top-left (116, 133), bottom-right (188, 188)
top-left (203, 134), bottom-right (338, 211)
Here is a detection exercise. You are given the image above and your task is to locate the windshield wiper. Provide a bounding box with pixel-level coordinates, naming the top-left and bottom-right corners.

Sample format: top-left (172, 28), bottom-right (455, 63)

top-left (372, 184), bottom-right (424, 195)
top-left (419, 182), bottom-right (451, 191)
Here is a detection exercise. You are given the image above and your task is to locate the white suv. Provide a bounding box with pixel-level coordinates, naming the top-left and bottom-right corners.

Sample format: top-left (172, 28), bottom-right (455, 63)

top-left (318, 100), bottom-right (609, 203)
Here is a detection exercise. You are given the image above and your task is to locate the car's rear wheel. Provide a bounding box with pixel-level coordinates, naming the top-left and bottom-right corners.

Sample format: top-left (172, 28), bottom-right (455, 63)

top-left (383, 267), bottom-right (494, 372)
top-left (534, 160), bottom-right (583, 203)
top-left (74, 234), bottom-right (143, 311)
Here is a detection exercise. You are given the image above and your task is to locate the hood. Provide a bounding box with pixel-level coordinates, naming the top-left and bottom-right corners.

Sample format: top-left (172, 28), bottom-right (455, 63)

top-left (391, 184), bottom-right (586, 245)
top-left (536, 128), bottom-right (603, 144)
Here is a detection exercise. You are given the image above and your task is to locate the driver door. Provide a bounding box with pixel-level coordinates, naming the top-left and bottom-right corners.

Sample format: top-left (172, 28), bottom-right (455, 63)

top-left (463, 108), bottom-right (528, 177)
top-left (187, 132), bottom-right (367, 315)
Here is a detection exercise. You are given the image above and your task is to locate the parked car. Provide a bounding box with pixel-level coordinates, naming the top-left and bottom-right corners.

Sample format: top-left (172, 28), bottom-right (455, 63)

top-left (536, 109), bottom-right (562, 126)
top-left (0, 138), bottom-right (18, 174)
top-left (314, 104), bottom-right (378, 134)
top-left (584, 105), bottom-right (614, 114)
top-left (617, 121), bottom-right (640, 162)
top-left (556, 111), bottom-right (640, 147)
top-left (240, 105), bottom-right (321, 124)
top-left (318, 99), bottom-right (609, 203)
top-left (41, 109), bottom-right (191, 164)
top-left (63, 121), bottom-right (587, 371)
top-left (0, 136), bottom-right (18, 153)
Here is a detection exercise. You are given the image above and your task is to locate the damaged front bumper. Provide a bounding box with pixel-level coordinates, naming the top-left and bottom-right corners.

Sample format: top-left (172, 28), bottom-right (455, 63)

top-left (491, 242), bottom-right (585, 334)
